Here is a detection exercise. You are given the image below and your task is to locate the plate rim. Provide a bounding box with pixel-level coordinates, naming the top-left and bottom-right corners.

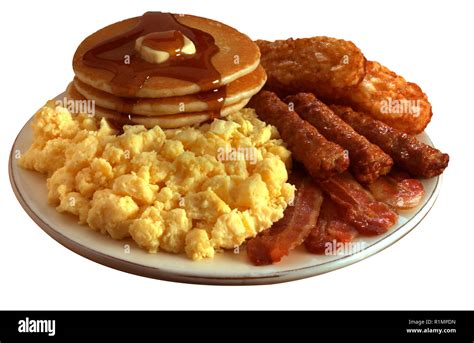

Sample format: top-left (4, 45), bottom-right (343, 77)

top-left (9, 104), bottom-right (443, 285)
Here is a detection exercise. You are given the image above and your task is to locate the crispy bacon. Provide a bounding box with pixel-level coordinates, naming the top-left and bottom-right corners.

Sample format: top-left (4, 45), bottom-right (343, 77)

top-left (247, 169), bottom-right (324, 265)
top-left (305, 197), bottom-right (358, 254)
top-left (367, 169), bottom-right (425, 210)
top-left (319, 172), bottom-right (398, 236)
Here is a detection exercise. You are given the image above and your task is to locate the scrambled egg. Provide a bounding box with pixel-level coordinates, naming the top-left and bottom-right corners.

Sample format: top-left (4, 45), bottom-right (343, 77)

top-left (19, 101), bottom-right (295, 260)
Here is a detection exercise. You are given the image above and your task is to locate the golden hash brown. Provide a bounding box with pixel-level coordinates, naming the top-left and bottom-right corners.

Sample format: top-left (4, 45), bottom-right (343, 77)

top-left (256, 37), bottom-right (366, 99)
top-left (337, 61), bottom-right (432, 134)
top-left (257, 36), bottom-right (432, 134)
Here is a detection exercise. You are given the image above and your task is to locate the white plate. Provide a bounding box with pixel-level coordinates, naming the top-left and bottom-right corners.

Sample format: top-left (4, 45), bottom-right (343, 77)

top-left (9, 98), bottom-right (442, 285)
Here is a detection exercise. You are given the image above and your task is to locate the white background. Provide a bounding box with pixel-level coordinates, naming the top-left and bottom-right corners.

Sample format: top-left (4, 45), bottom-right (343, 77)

top-left (1, 0), bottom-right (473, 310)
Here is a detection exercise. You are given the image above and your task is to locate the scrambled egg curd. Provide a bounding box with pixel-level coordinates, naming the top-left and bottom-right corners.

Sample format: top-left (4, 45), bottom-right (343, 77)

top-left (19, 102), bottom-right (295, 260)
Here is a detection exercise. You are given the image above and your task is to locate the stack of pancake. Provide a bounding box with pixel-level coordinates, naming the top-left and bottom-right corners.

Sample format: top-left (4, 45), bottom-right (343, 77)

top-left (68, 12), bottom-right (266, 128)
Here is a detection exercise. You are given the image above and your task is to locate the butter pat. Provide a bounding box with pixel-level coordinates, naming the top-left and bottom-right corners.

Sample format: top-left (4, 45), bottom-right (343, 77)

top-left (135, 30), bottom-right (196, 64)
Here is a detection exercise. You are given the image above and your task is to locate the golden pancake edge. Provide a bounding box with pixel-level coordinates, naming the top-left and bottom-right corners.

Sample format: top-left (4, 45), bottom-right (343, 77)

top-left (73, 13), bottom-right (261, 98)
top-left (66, 82), bottom-right (251, 129)
top-left (73, 65), bottom-right (266, 116)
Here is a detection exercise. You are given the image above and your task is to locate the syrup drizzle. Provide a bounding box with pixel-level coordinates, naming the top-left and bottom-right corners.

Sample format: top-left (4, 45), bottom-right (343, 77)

top-left (82, 12), bottom-right (226, 126)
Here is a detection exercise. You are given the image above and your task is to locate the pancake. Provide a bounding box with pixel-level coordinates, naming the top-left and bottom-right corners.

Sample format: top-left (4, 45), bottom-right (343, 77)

top-left (66, 83), bottom-right (251, 128)
top-left (92, 99), bottom-right (250, 129)
top-left (73, 13), bottom-right (261, 98)
top-left (73, 65), bottom-right (266, 116)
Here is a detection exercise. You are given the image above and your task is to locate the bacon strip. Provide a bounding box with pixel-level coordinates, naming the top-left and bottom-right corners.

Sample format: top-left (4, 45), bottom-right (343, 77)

top-left (319, 172), bottom-right (398, 236)
top-left (247, 170), bottom-right (324, 265)
top-left (249, 91), bottom-right (350, 180)
top-left (305, 197), bottom-right (358, 254)
top-left (367, 169), bottom-right (425, 210)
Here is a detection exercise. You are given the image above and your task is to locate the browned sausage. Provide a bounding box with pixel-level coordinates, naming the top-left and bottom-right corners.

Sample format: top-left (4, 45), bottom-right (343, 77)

top-left (249, 91), bottom-right (350, 179)
top-left (331, 105), bottom-right (449, 178)
top-left (286, 93), bottom-right (393, 183)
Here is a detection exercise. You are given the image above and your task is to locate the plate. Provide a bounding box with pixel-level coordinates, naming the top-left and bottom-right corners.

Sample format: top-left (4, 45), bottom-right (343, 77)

top-left (9, 94), bottom-right (442, 285)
